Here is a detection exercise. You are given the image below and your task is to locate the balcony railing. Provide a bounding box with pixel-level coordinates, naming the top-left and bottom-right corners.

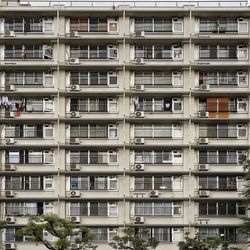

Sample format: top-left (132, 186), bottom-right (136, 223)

top-left (198, 128), bottom-right (244, 138)
top-left (5, 128), bottom-right (44, 138)
top-left (70, 155), bottom-right (108, 164)
top-left (5, 207), bottom-right (43, 216)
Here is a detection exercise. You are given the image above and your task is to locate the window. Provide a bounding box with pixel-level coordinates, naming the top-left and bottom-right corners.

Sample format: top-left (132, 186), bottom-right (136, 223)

top-left (134, 202), bottom-right (182, 216)
top-left (134, 176), bottom-right (172, 191)
top-left (70, 150), bottom-right (117, 165)
top-left (69, 202), bottom-right (117, 217)
top-left (199, 176), bottom-right (240, 191)
top-left (134, 44), bottom-right (182, 60)
top-left (199, 150), bottom-right (240, 164)
top-left (134, 124), bottom-right (175, 138)
top-left (134, 17), bottom-right (182, 33)
top-left (199, 228), bottom-right (246, 243)
top-left (134, 97), bottom-right (183, 113)
top-left (199, 124), bottom-right (247, 139)
top-left (199, 201), bottom-right (245, 216)
top-left (70, 18), bottom-right (108, 32)
top-left (90, 228), bottom-right (108, 241)
top-left (69, 176), bottom-right (118, 191)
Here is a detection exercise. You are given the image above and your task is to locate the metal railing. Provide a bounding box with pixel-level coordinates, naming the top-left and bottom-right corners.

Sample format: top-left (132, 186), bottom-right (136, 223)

top-left (14, 0), bottom-right (248, 8)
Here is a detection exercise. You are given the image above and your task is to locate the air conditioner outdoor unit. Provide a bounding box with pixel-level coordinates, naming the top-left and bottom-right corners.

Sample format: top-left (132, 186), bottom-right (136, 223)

top-left (5, 138), bottom-right (15, 144)
top-left (135, 85), bottom-right (144, 91)
top-left (135, 138), bottom-right (144, 145)
top-left (5, 216), bottom-right (16, 224)
top-left (69, 138), bottom-right (80, 145)
top-left (134, 216), bottom-right (145, 224)
top-left (70, 216), bottom-right (80, 223)
top-left (5, 85), bottom-right (15, 91)
top-left (5, 191), bottom-right (15, 197)
top-left (70, 84), bottom-right (81, 91)
top-left (199, 138), bottom-right (209, 144)
top-left (149, 190), bottom-right (159, 197)
top-left (70, 31), bottom-right (79, 37)
top-left (4, 31), bottom-right (15, 37)
top-left (134, 164), bottom-right (145, 171)
top-left (198, 111), bottom-right (209, 118)
top-left (70, 190), bottom-right (81, 197)
top-left (5, 111), bottom-right (16, 118)
top-left (5, 243), bottom-right (16, 250)
top-left (70, 164), bottom-right (80, 171)
top-left (198, 190), bottom-right (210, 197)
top-left (134, 58), bottom-right (145, 65)
top-left (132, 31), bottom-right (145, 37)
top-left (198, 164), bottom-right (209, 171)
top-left (134, 111), bottom-right (144, 118)
top-left (5, 164), bottom-right (16, 171)
top-left (69, 58), bottom-right (80, 65)
top-left (199, 84), bottom-right (210, 91)
top-left (70, 111), bottom-right (81, 118)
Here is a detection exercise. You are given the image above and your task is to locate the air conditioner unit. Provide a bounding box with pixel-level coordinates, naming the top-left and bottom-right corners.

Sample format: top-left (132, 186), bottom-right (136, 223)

top-left (5, 85), bottom-right (15, 91)
top-left (5, 191), bottom-right (15, 197)
top-left (149, 190), bottom-right (159, 197)
top-left (5, 111), bottom-right (15, 118)
top-left (70, 164), bottom-right (80, 171)
top-left (132, 31), bottom-right (145, 37)
top-left (69, 111), bottom-right (81, 118)
top-left (4, 31), bottom-right (15, 37)
top-left (198, 138), bottom-right (209, 144)
top-left (134, 164), bottom-right (145, 171)
top-left (70, 84), bottom-right (81, 91)
top-left (70, 31), bottom-right (79, 37)
top-left (5, 216), bottom-right (16, 224)
top-left (198, 190), bottom-right (210, 197)
top-left (198, 111), bottom-right (209, 118)
top-left (5, 243), bottom-right (16, 250)
top-left (134, 111), bottom-right (144, 118)
top-left (199, 84), bottom-right (210, 91)
top-left (70, 190), bottom-right (81, 197)
top-left (69, 58), bottom-right (80, 65)
top-left (70, 216), bottom-right (80, 223)
top-left (69, 138), bottom-right (80, 145)
top-left (5, 138), bottom-right (15, 144)
top-left (134, 85), bottom-right (144, 91)
top-left (135, 138), bottom-right (144, 145)
top-left (5, 164), bottom-right (16, 171)
top-left (134, 58), bottom-right (145, 65)
top-left (134, 216), bottom-right (145, 224)
top-left (198, 164), bottom-right (209, 171)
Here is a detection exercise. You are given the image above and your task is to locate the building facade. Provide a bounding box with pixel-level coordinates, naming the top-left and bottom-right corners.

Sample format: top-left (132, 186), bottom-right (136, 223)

top-left (0, 0), bottom-right (249, 249)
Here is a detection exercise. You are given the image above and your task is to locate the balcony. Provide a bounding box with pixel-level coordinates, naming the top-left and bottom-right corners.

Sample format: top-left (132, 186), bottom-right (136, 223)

top-left (198, 18), bottom-right (248, 35)
top-left (3, 72), bottom-right (54, 91)
top-left (131, 124), bottom-right (183, 146)
top-left (197, 71), bottom-right (248, 89)
top-left (67, 17), bottom-right (119, 36)
top-left (131, 71), bottom-right (183, 90)
top-left (3, 125), bottom-right (54, 145)
top-left (133, 45), bottom-right (183, 64)
top-left (4, 17), bottom-right (54, 35)
top-left (198, 45), bottom-right (248, 61)
top-left (133, 17), bottom-right (183, 34)
top-left (197, 97), bottom-right (248, 119)
top-left (4, 45), bottom-right (54, 64)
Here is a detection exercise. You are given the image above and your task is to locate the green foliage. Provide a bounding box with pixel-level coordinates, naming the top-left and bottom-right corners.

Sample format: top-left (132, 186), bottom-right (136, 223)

top-left (238, 156), bottom-right (250, 239)
top-left (17, 214), bottom-right (97, 250)
top-left (109, 227), bottom-right (159, 250)
top-left (178, 233), bottom-right (241, 250)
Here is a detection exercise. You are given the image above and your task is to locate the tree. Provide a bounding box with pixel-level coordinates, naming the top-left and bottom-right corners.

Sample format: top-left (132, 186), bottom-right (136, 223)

top-left (17, 214), bottom-right (97, 250)
top-left (178, 233), bottom-right (240, 250)
top-left (238, 155), bottom-right (250, 240)
top-left (109, 227), bottom-right (159, 250)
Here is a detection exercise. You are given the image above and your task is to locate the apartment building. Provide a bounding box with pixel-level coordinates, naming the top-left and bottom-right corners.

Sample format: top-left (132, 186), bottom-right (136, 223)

top-left (0, 0), bottom-right (249, 249)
